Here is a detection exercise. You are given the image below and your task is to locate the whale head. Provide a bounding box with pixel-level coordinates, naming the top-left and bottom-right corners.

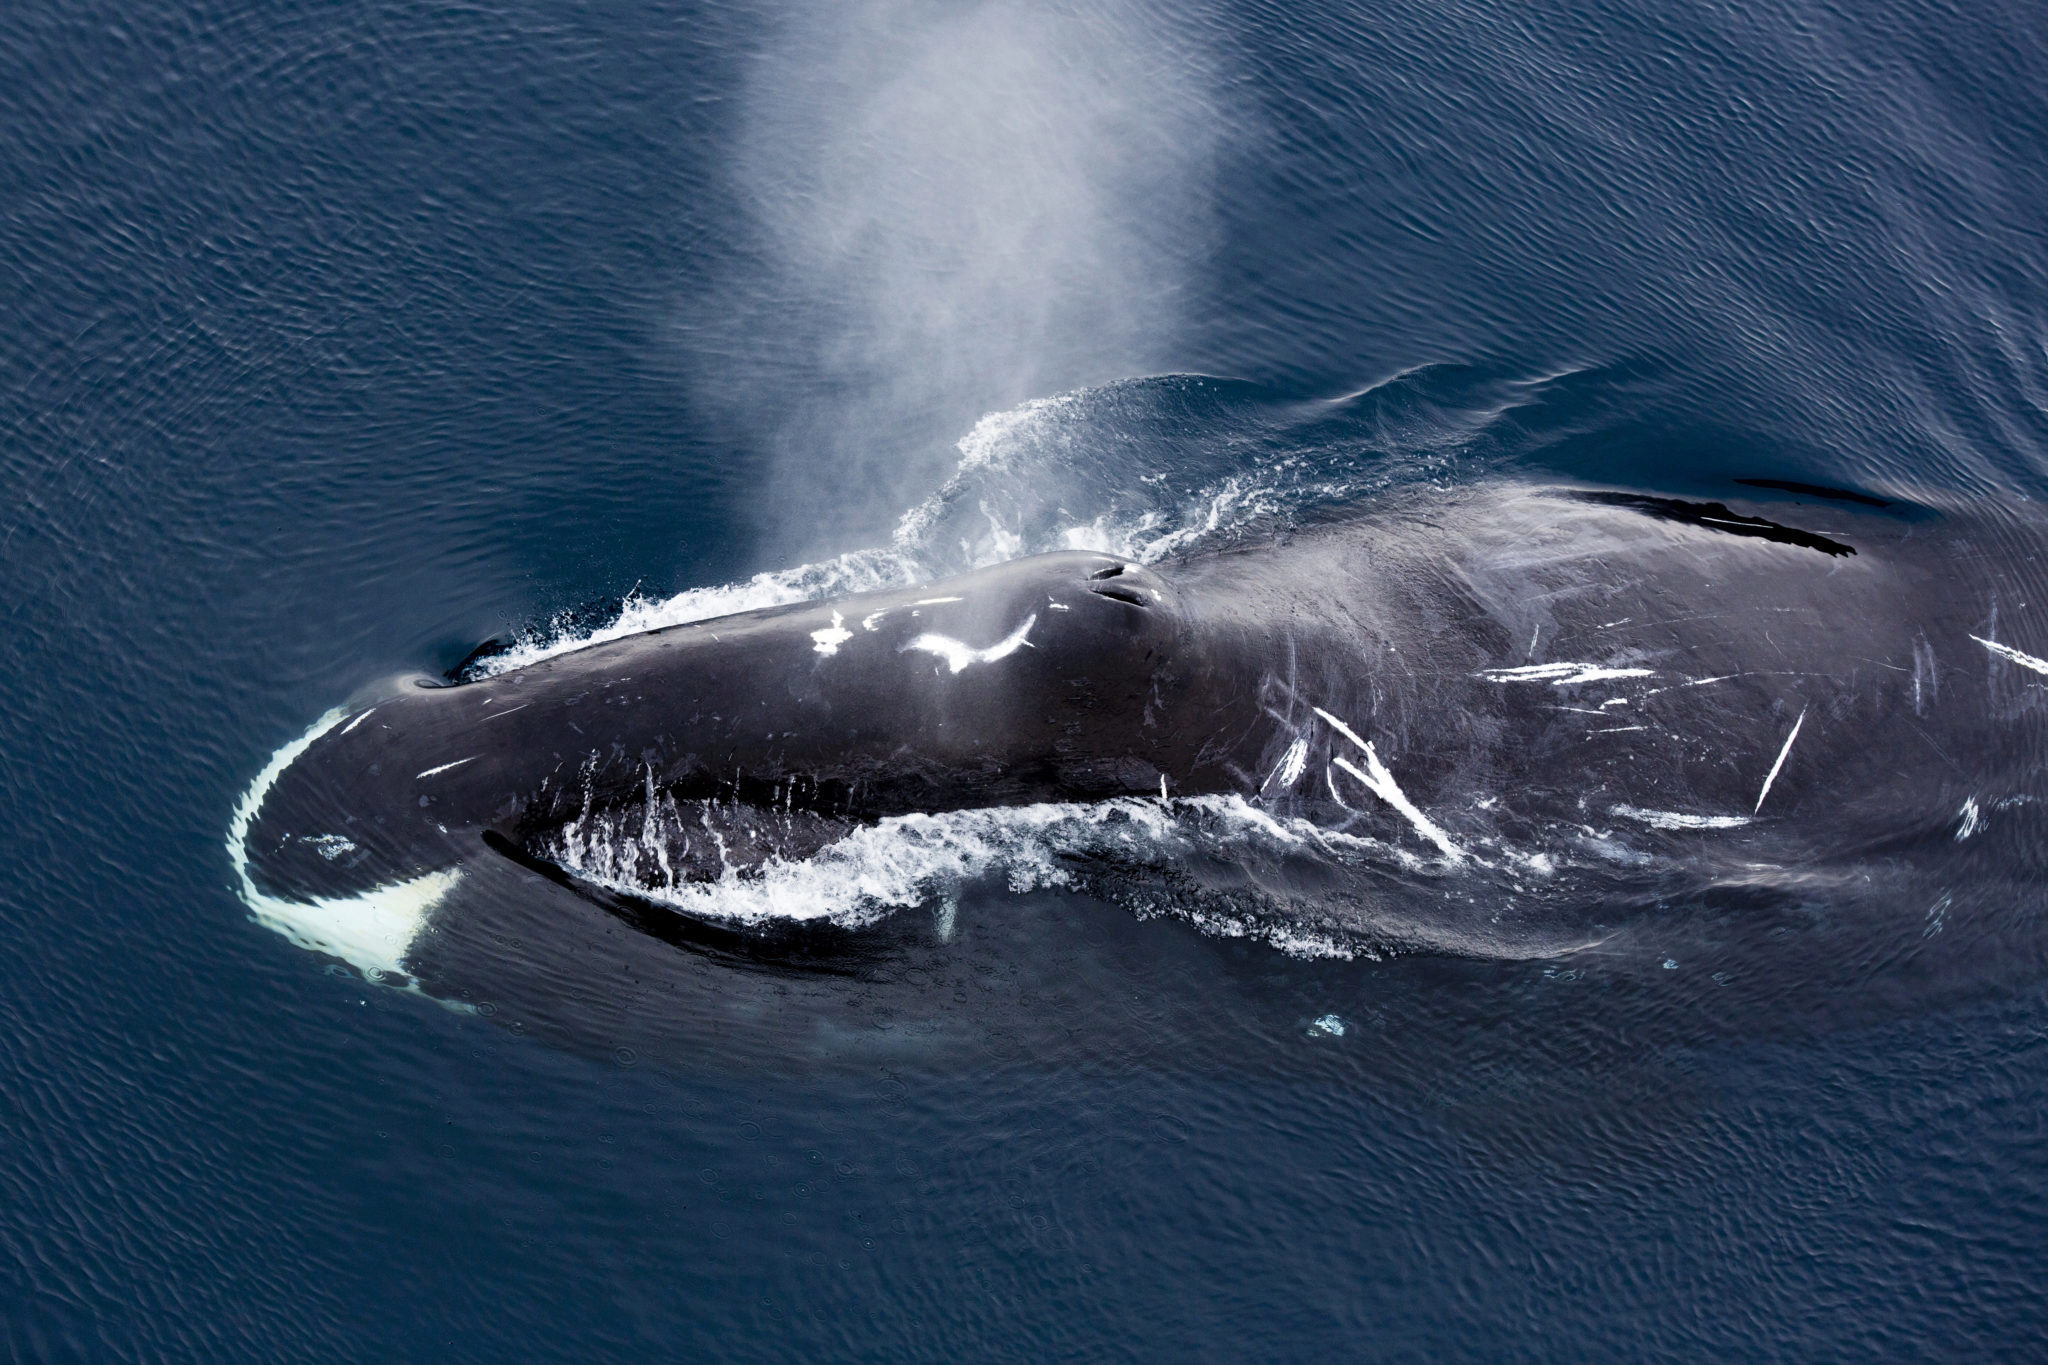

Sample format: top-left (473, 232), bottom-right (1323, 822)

top-left (234, 552), bottom-right (1205, 947)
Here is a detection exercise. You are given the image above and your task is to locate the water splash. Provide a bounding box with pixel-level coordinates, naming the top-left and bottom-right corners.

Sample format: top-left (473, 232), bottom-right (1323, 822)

top-left (687, 0), bottom-right (1227, 542)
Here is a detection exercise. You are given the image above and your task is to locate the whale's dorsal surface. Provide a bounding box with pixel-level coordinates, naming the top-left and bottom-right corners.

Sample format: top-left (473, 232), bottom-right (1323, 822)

top-left (236, 480), bottom-right (2048, 1009)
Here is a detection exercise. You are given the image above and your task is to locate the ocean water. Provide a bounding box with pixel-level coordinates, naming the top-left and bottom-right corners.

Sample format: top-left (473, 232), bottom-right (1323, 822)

top-left (5, 0), bottom-right (2048, 1358)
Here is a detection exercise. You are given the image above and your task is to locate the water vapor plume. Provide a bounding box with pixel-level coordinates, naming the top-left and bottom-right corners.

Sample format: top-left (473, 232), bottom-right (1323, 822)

top-left (691, 0), bottom-right (1224, 553)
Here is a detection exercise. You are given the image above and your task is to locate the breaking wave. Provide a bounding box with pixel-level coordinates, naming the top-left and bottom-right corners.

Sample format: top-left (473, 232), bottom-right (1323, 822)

top-left (545, 790), bottom-right (1446, 960)
top-left (471, 368), bottom-right (1536, 676)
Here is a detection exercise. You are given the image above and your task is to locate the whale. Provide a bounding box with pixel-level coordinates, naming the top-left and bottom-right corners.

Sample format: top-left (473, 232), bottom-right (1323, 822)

top-left (232, 478), bottom-right (2048, 1063)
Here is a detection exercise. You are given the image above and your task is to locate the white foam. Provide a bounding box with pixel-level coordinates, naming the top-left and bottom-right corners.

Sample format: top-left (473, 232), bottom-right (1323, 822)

top-left (455, 387), bottom-right (1328, 678)
top-left (471, 547), bottom-right (925, 676)
top-left (1055, 475), bottom-right (1275, 565)
top-left (227, 710), bottom-right (459, 982)
top-left (554, 792), bottom-right (1393, 958)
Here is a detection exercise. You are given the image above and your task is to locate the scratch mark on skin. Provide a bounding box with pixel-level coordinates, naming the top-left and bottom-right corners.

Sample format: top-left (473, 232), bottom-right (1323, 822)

top-left (1600, 697), bottom-right (1630, 708)
top-left (860, 611), bottom-right (887, 631)
top-left (416, 756), bottom-right (478, 780)
top-left (1527, 624), bottom-right (1540, 659)
top-left (1971, 634), bottom-right (2048, 676)
top-left (1325, 766), bottom-right (1355, 810)
top-left (1923, 892), bottom-right (1951, 938)
top-left (1047, 598), bottom-right (1070, 611)
top-left (1477, 662), bottom-right (1655, 685)
top-left (1754, 707), bottom-right (1807, 813)
top-left (1634, 673), bottom-right (1750, 699)
top-left (1547, 705), bottom-right (1611, 716)
top-left (1901, 716), bottom-right (1964, 776)
top-left (340, 708), bottom-right (376, 735)
top-left (1912, 633), bottom-right (1937, 716)
top-left (811, 610), bottom-right (854, 656)
top-left (1956, 797), bottom-right (1983, 841)
top-left (903, 615), bottom-right (1038, 674)
top-left (1591, 726), bottom-right (1647, 734)
top-left (1313, 707), bottom-right (1464, 861)
top-left (1612, 805), bottom-right (1752, 831)
top-left (1261, 738), bottom-right (1309, 792)
top-left (1331, 754), bottom-right (1466, 861)
top-left (480, 702), bottom-right (531, 722)
top-left (1311, 706), bottom-right (1370, 753)
top-left (914, 596), bottom-right (964, 606)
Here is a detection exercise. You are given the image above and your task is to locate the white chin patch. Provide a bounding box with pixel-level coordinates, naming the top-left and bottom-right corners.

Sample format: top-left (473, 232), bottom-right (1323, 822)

top-left (228, 707), bottom-right (460, 982)
top-left (244, 871), bottom-right (460, 982)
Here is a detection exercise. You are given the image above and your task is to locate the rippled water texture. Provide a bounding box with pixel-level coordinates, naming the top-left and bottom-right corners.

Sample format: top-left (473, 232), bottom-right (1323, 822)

top-left (5, 0), bottom-right (2048, 1357)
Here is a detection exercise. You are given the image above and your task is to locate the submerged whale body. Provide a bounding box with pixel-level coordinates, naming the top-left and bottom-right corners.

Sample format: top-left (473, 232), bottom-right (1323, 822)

top-left (235, 479), bottom-right (2048, 1055)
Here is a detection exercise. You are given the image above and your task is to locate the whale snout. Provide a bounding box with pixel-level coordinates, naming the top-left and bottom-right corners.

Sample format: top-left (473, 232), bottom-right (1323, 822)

top-left (238, 685), bottom-right (485, 902)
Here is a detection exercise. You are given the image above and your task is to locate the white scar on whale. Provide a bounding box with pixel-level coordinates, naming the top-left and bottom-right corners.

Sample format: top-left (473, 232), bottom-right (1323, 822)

top-left (1754, 706), bottom-right (1807, 813)
top-left (1261, 737), bottom-right (1309, 792)
top-left (903, 615), bottom-right (1038, 674)
top-left (1611, 805), bottom-right (1751, 831)
top-left (811, 609), bottom-right (854, 656)
top-left (1971, 634), bottom-right (2048, 676)
top-left (1476, 662), bottom-right (1656, 686)
top-left (1313, 707), bottom-right (1466, 861)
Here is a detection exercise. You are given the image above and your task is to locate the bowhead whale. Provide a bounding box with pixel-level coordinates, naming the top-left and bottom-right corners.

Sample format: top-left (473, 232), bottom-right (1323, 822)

top-left (232, 478), bottom-right (2048, 1053)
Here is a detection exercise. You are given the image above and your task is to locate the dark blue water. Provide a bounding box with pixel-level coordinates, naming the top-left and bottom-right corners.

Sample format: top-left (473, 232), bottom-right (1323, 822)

top-left (6, 0), bottom-right (2048, 1357)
